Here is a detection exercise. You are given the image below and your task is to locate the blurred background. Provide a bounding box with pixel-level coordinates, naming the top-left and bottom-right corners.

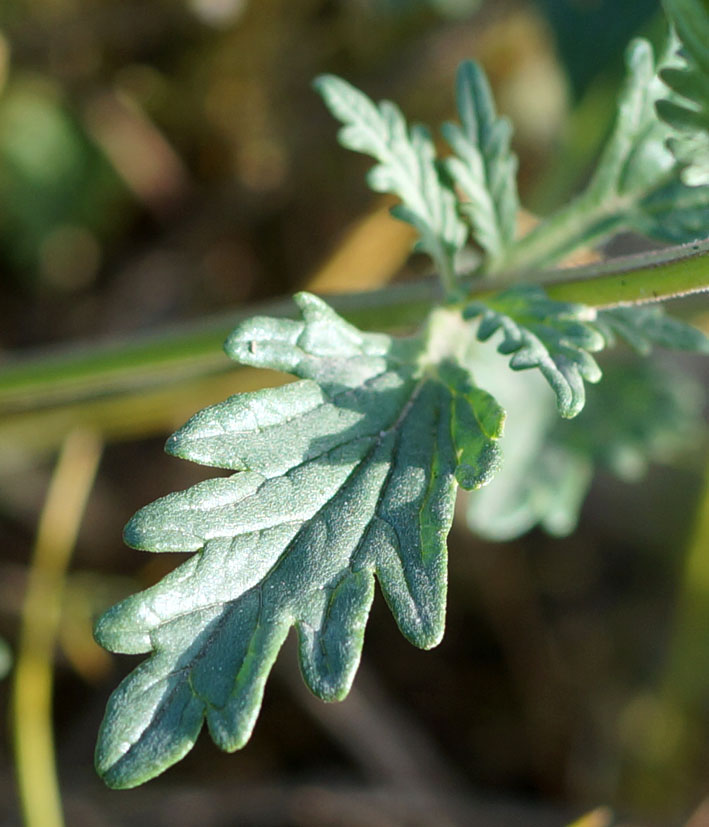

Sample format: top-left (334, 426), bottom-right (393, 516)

top-left (1, 0), bottom-right (709, 825)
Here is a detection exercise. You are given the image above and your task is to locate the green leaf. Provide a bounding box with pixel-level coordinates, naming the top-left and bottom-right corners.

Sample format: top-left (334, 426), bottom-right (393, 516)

top-left (499, 37), bottom-right (709, 270)
top-left (313, 74), bottom-right (467, 289)
top-left (562, 359), bottom-right (705, 481)
top-left (94, 293), bottom-right (504, 788)
top-left (467, 359), bottom-right (705, 540)
top-left (596, 36), bottom-right (709, 237)
top-left (658, 0), bottom-right (709, 185)
top-left (464, 286), bottom-right (604, 419)
top-left (442, 61), bottom-right (519, 268)
top-left (596, 305), bottom-right (709, 355)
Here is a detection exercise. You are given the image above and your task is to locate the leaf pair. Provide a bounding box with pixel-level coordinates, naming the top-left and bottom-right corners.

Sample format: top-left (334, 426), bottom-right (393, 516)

top-left (314, 61), bottom-right (519, 283)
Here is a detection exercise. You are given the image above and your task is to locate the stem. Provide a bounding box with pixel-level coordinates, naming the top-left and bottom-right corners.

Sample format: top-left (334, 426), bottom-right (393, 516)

top-left (0, 281), bottom-right (439, 414)
top-left (0, 239), bottom-right (707, 453)
top-left (490, 237), bottom-right (709, 307)
top-left (12, 430), bottom-right (103, 827)
top-left (496, 189), bottom-right (621, 272)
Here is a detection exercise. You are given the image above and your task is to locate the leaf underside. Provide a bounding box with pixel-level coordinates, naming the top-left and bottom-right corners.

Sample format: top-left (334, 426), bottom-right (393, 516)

top-left (467, 358), bottom-right (705, 541)
top-left (94, 292), bottom-right (504, 789)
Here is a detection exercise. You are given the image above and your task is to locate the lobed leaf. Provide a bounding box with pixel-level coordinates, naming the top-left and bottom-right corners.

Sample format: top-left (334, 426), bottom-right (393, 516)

top-left (442, 61), bottom-right (519, 268)
top-left (464, 286), bottom-right (605, 419)
top-left (599, 37), bottom-right (709, 237)
top-left (95, 293), bottom-right (505, 788)
top-left (497, 36), bottom-right (709, 270)
top-left (313, 74), bottom-right (467, 286)
top-left (658, 0), bottom-right (709, 185)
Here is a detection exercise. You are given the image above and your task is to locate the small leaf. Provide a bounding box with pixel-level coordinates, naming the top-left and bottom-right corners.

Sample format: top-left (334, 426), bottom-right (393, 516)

top-left (95, 293), bottom-right (505, 788)
top-left (464, 286), bottom-right (604, 418)
top-left (597, 36), bottom-right (709, 232)
top-left (442, 61), bottom-right (519, 268)
top-left (313, 74), bottom-right (467, 286)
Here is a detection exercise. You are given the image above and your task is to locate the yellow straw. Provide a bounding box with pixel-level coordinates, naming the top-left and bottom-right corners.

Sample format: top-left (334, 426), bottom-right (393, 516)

top-left (12, 429), bottom-right (103, 827)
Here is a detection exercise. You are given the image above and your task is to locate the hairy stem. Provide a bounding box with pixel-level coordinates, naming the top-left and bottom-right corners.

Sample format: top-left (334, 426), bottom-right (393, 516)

top-left (1, 239), bottom-right (707, 428)
top-left (495, 189), bottom-right (622, 272)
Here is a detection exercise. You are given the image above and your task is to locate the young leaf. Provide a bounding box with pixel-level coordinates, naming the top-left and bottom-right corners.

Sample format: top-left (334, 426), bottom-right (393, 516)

top-left (442, 61), bottom-right (519, 269)
top-left (501, 37), bottom-right (709, 269)
top-left (313, 74), bottom-right (467, 290)
top-left (657, 0), bottom-right (709, 185)
top-left (587, 35), bottom-right (709, 242)
top-left (464, 286), bottom-right (605, 419)
top-left (95, 293), bottom-right (504, 788)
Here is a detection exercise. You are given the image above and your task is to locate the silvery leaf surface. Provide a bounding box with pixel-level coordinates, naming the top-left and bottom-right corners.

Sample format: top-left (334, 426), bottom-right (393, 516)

top-left (94, 292), bottom-right (504, 788)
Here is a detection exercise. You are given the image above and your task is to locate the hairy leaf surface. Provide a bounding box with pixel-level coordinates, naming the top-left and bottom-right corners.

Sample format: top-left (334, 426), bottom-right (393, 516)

top-left (658, 0), bottom-right (709, 185)
top-left (313, 74), bottom-right (467, 285)
top-left (588, 38), bottom-right (709, 242)
top-left (95, 293), bottom-right (504, 788)
top-left (442, 61), bottom-right (519, 268)
top-left (507, 37), bottom-right (709, 268)
top-left (464, 286), bottom-right (605, 419)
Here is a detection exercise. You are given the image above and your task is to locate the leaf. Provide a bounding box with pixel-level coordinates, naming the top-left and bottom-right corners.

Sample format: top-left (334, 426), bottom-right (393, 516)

top-left (596, 304), bottom-right (709, 355)
top-left (589, 39), bottom-right (675, 201)
top-left (562, 359), bottom-right (705, 480)
top-left (464, 286), bottom-right (605, 419)
top-left (658, 0), bottom-right (709, 185)
top-left (467, 359), bottom-right (705, 540)
top-left (94, 293), bottom-right (505, 788)
top-left (462, 364), bottom-right (593, 540)
top-left (584, 37), bottom-right (709, 242)
top-left (468, 440), bottom-right (593, 540)
top-left (442, 61), bottom-right (519, 268)
top-left (313, 74), bottom-right (467, 286)
top-left (631, 175), bottom-right (709, 242)
top-left (498, 37), bottom-right (709, 269)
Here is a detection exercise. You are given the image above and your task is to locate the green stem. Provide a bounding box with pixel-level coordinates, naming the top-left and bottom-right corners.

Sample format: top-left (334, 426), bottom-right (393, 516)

top-left (1, 239), bottom-right (707, 418)
top-left (496, 190), bottom-right (621, 272)
top-left (0, 282), bottom-right (438, 414)
top-left (494, 236), bottom-right (709, 307)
